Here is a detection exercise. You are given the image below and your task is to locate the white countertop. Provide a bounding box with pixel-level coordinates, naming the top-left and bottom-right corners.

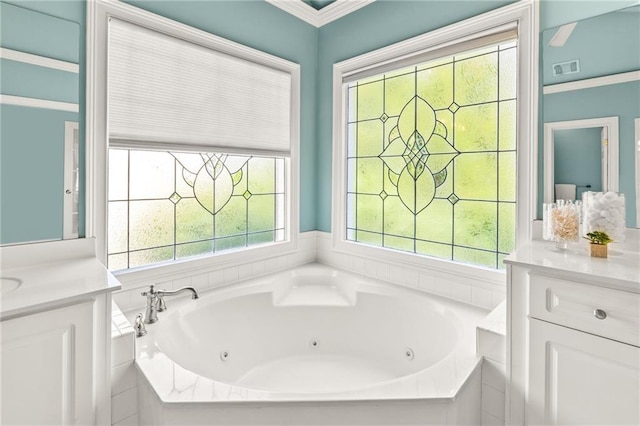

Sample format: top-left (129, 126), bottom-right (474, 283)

top-left (0, 239), bottom-right (121, 319)
top-left (504, 237), bottom-right (640, 293)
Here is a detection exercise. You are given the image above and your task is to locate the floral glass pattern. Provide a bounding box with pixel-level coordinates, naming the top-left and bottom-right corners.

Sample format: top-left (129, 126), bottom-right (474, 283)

top-left (108, 149), bottom-right (286, 270)
top-left (346, 42), bottom-right (517, 269)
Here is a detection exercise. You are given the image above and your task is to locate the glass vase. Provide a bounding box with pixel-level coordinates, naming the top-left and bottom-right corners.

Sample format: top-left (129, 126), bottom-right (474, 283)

top-left (581, 191), bottom-right (625, 243)
top-left (543, 200), bottom-right (581, 250)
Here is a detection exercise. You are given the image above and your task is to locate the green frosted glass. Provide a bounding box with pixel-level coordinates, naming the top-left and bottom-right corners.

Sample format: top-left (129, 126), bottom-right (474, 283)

top-left (108, 201), bottom-right (128, 253)
top-left (416, 199), bottom-right (452, 244)
top-left (176, 241), bottom-right (213, 259)
top-left (454, 104), bottom-right (497, 152)
top-left (435, 166), bottom-right (453, 198)
top-left (129, 247), bottom-right (174, 269)
top-left (107, 254), bottom-right (127, 271)
top-left (416, 240), bottom-right (452, 259)
top-left (453, 200), bottom-right (497, 251)
top-left (385, 73), bottom-right (415, 117)
top-left (498, 152), bottom-right (516, 202)
top-left (356, 80), bottom-right (384, 120)
top-left (357, 120), bottom-right (384, 157)
top-left (435, 110), bottom-right (453, 139)
top-left (108, 149), bottom-right (128, 201)
top-left (248, 194), bottom-right (275, 233)
top-left (499, 48), bottom-right (517, 100)
top-left (417, 63), bottom-right (453, 110)
top-left (453, 246), bottom-right (496, 268)
top-left (129, 150), bottom-right (175, 200)
top-left (248, 231), bottom-right (274, 246)
top-left (454, 52), bottom-right (498, 106)
top-left (356, 230), bottom-right (382, 246)
top-left (356, 158), bottom-right (383, 194)
top-left (176, 198), bottom-right (213, 243)
top-left (129, 200), bottom-right (174, 251)
top-left (248, 157), bottom-right (275, 194)
top-left (214, 196), bottom-right (247, 236)
top-left (498, 202), bottom-right (515, 253)
top-left (217, 235), bottom-right (248, 251)
top-left (454, 153), bottom-right (498, 200)
top-left (356, 194), bottom-right (382, 233)
top-left (383, 196), bottom-right (415, 238)
top-left (384, 235), bottom-right (414, 252)
top-left (499, 100), bottom-right (516, 151)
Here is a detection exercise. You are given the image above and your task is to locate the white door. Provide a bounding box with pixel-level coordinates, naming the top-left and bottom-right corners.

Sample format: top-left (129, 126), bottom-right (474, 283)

top-left (1, 302), bottom-right (94, 425)
top-left (528, 319), bottom-right (639, 425)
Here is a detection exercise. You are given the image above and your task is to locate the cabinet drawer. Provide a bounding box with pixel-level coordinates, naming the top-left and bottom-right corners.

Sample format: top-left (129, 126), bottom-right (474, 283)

top-left (529, 274), bottom-right (640, 347)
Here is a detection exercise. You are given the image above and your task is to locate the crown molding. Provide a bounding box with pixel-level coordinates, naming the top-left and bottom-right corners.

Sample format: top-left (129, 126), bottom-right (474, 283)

top-left (265, 0), bottom-right (375, 27)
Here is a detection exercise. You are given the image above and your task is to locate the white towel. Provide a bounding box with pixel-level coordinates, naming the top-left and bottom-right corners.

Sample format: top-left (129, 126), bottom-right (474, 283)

top-left (555, 183), bottom-right (576, 201)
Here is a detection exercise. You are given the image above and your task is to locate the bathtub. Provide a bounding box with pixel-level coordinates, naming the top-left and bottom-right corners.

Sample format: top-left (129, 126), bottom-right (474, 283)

top-left (135, 263), bottom-right (488, 425)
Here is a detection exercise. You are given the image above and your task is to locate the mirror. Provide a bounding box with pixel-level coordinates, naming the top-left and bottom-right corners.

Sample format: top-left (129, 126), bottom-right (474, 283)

top-left (540, 4), bottom-right (640, 228)
top-left (0, 2), bottom-right (80, 244)
top-left (544, 117), bottom-right (619, 203)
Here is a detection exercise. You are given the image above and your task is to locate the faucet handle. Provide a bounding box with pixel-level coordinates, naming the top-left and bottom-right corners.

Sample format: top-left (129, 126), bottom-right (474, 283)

top-left (156, 295), bottom-right (167, 312)
top-left (141, 284), bottom-right (157, 297)
top-left (134, 313), bottom-right (147, 337)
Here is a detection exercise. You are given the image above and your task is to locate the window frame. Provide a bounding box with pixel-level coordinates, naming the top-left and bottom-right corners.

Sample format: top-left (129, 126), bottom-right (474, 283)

top-left (87, 0), bottom-right (300, 282)
top-left (331, 1), bottom-right (538, 282)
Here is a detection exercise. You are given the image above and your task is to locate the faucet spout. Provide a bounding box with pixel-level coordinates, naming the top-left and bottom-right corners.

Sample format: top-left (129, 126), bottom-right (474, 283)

top-left (157, 286), bottom-right (199, 299)
top-left (141, 284), bottom-right (199, 324)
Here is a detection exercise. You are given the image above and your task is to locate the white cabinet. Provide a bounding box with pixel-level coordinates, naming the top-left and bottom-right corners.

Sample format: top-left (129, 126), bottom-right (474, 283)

top-left (528, 318), bottom-right (639, 425)
top-left (505, 239), bottom-right (640, 425)
top-left (0, 239), bottom-right (121, 425)
top-left (1, 302), bottom-right (94, 425)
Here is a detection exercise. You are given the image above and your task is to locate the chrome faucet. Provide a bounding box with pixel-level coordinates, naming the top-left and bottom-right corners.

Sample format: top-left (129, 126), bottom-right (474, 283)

top-left (141, 284), bottom-right (199, 324)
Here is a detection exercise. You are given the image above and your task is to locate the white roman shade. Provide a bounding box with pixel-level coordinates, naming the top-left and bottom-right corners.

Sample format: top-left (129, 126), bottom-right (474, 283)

top-left (108, 18), bottom-right (293, 154)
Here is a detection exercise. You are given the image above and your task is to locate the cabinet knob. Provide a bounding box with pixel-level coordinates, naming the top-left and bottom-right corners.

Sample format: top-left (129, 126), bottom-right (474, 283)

top-left (594, 309), bottom-right (607, 320)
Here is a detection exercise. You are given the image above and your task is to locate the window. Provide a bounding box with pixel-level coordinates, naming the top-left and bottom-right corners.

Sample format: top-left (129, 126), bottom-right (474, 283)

top-left (107, 150), bottom-right (286, 270)
top-left (94, 4), bottom-right (300, 272)
top-left (345, 41), bottom-right (516, 269)
top-left (332, 4), bottom-right (537, 274)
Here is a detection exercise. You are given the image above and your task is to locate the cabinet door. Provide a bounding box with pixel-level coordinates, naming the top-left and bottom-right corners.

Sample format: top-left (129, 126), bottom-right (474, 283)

top-left (1, 301), bottom-right (94, 425)
top-left (528, 319), bottom-right (639, 425)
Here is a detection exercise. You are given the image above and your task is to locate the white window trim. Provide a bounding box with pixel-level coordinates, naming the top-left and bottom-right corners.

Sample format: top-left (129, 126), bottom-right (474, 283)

top-left (86, 0), bottom-right (300, 281)
top-left (331, 0), bottom-right (538, 283)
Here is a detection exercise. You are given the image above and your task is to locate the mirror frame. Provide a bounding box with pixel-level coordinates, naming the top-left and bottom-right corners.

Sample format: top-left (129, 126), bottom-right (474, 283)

top-left (543, 116), bottom-right (619, 203)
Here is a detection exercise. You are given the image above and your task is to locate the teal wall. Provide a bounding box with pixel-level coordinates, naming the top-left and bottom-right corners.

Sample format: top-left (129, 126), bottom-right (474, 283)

top-left (0, 1), bottom-right (82, 244)
top-left (3, 0), bottom-right (639, 244)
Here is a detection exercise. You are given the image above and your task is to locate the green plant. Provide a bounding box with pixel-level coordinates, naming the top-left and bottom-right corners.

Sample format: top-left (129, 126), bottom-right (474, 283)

top-left (584, 231), bottom-right (613, 245)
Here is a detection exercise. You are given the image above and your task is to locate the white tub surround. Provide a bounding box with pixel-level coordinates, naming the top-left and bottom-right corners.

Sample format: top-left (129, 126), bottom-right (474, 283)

top-left (134, 264), bottom-right (486, 425)
top-left (477, 302), bottom-right (507, 425)
top-left (505, 238), bottom-right (640, 425)
top-left (0, 238), bottom-right (121, 425)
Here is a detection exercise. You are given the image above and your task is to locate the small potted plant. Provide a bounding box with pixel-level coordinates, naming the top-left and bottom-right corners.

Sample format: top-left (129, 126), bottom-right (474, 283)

top-left (584, 231), bottom-right (613, 258)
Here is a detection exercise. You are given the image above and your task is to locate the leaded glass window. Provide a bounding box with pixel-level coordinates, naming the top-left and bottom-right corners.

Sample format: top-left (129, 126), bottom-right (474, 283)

top-left (346, 41), bottom-right (517, 269)
top-left (107, 149), bottom-right (286, 270)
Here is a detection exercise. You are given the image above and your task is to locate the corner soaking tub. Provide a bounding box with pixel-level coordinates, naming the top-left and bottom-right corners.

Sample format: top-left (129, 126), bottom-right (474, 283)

top-left (135, 263), bottom-right (488, 425)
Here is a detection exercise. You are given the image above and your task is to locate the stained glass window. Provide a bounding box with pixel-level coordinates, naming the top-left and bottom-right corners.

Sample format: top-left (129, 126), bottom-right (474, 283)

top-left (346, 41), bottom-right (517, 269)
top-left (107, 149), bottom-right (286, 270)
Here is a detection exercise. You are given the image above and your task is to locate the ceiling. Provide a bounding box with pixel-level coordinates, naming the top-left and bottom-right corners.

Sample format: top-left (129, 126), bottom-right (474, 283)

top-left (266, 0), bottom-right (375, 27)
top-left (301, 0), bottom-right (338, 10)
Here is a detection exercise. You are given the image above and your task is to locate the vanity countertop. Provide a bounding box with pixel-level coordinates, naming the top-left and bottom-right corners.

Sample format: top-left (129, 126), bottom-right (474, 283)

top-left (504, 237), bottom-right (640, 294)
top-left (0, 238), bottom-right (121, 320)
